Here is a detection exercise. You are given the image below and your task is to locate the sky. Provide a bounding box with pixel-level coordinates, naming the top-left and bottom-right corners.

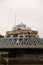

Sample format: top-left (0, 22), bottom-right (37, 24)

top-left (0, 0), bottom-right (43, 38)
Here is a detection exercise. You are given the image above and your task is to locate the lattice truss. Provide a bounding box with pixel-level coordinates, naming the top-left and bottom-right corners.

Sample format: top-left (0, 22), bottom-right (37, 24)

top-left (0, 34), bottom-right (43, 48)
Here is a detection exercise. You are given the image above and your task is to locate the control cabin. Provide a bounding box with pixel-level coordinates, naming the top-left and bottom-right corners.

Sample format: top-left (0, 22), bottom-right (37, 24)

top-left (6, 22), bottom-right (38, 37)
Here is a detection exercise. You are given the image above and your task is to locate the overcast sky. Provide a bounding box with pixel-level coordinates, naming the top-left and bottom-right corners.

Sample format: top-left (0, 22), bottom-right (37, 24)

top-left (0, 0), bottom-right (43, 37)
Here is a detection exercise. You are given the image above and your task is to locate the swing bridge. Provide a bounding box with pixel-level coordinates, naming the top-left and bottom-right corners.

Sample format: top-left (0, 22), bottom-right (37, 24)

top-left (0, 34), bottom-right (43, 49)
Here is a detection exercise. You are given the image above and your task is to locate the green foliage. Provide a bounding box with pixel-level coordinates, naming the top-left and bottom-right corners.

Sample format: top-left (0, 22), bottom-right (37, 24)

top-left (0, 35), bottom-right (4, 38)
top-left (0, 51), bottom-right (9, 54)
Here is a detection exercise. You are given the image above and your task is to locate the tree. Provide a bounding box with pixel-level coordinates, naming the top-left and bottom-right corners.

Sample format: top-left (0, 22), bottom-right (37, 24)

top-left (0, 35), bottom-right (4, 38)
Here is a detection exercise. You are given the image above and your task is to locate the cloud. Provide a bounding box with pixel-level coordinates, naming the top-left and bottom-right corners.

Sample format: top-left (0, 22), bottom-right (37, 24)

top-left (0, 0), bottom-right (43, 37)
